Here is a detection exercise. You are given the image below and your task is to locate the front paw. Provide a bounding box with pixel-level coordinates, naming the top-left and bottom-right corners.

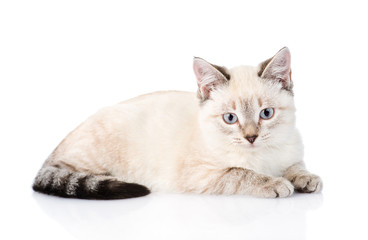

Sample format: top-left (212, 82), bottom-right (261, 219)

top-left (259, 177), bottom-right (294, 198)
top-left (291, 174), bottom-right (322, 193)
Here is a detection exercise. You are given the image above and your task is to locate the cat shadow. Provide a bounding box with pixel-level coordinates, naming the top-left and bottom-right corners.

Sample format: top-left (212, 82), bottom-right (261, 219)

top-left (33, 192), bottom-right (323, 240)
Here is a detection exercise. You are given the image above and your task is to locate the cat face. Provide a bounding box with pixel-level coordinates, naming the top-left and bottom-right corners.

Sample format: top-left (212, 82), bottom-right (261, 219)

top-left (194, 48), bottom-right (296, 151)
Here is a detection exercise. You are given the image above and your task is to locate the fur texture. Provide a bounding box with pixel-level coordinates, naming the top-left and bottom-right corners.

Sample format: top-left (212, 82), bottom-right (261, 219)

top-left (33, 47), bottom-right (322, 199)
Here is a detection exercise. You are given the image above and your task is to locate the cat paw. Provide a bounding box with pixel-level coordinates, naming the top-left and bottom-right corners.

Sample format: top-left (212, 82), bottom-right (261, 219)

top-left (291, 174), bottom-right (322, 193)
top-left (259, 177), bottom-right (294, 198)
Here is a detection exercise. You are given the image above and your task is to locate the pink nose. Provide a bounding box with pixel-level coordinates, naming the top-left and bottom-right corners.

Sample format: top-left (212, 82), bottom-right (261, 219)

top-left (245, 135), bottom-right (258, 144)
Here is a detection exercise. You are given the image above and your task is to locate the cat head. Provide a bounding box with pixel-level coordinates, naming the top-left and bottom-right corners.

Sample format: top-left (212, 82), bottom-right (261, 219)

top-left (193, 47), bottom-right (296, 151)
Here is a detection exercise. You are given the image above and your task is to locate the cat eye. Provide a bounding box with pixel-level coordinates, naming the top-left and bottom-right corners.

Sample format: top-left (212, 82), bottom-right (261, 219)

top-left (260, 108), bottom-right (274, 120)
top-left (223, 113), bottom-right (238, 124)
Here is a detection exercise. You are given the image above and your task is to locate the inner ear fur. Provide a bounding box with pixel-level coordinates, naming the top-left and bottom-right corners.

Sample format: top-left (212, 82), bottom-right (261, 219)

top-left (257, 47), bottom-right (293, 92)
top-left (193, 57), bottom-right (230, 101)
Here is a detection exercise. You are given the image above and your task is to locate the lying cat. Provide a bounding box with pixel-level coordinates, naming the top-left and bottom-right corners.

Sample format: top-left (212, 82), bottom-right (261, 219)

top-left (33, 47), bottom-right (322, 199)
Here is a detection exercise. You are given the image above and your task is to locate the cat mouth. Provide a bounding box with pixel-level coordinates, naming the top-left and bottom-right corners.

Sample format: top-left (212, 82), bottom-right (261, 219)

top-left (232, 139), bottom-right (259, 148)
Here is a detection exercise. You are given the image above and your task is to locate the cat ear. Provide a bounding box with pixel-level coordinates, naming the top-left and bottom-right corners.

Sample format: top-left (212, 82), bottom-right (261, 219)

top-left (193, 57), bottom-right (230, 101)
top-left (258, 47), bottom-right (293, 91)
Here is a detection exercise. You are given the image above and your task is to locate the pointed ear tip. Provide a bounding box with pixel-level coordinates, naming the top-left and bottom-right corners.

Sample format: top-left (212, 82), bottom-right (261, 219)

top-left (193, 57), bottom-right (200, 66)
top-left (193, 57), bottom-right (203, 63)
top-left (280, 46), bottom-right (291, 54)
top-left (193, 57), bottom-right (206, 71)
top-left (193, 57), bottom-right (210, 67)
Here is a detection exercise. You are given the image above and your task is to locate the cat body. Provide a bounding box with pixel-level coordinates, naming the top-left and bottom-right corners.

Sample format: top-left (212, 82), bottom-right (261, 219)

top-left (33, 48), bottom-right (322, 199)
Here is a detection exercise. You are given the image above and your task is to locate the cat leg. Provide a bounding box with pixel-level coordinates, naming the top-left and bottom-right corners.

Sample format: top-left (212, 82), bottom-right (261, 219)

top-left (202, 167), bottom-right (294, 198)
top-left (283, 162), bottom-right (322, 193)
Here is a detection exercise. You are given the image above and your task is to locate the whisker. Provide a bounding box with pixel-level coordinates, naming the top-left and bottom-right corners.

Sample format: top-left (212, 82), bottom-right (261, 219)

top-left (231, 138), bottom-right (245, 145)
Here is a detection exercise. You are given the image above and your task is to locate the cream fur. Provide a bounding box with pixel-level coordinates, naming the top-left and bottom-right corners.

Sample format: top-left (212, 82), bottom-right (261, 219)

top-left (48, 69), bottom-right (299, 191)
top-left (41, 48), bottom-right (322, 198)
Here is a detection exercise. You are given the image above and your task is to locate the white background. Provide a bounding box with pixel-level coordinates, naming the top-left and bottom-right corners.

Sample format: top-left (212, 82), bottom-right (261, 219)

top-left (1, 0), bottom-right (367, 239)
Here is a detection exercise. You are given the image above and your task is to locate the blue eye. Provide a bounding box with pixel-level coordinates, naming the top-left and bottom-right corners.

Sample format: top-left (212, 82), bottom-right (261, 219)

top-left (260, 108), bottom-right (274, 120)
top-left (223, 113), bottom-right (238, 124)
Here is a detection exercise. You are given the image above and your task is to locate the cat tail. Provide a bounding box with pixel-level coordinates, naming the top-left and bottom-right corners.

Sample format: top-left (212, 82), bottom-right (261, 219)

top-left (32, 165), bottom-right (150, 200)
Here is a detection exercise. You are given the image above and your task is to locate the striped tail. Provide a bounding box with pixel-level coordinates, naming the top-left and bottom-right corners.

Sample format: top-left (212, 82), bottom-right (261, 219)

top-left (32, 166), bottom-right (150, 200)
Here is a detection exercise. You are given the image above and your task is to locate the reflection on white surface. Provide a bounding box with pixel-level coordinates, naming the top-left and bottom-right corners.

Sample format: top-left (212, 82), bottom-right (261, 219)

top-left (33, 192), bottom-right (323, 240)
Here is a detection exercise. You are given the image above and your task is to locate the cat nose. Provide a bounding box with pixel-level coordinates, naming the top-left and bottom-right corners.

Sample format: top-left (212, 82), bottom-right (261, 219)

top-left (245, 135), bottom-right (258, 144)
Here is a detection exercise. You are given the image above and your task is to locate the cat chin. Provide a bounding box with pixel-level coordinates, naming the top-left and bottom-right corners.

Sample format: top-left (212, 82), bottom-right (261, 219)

top-left (244, 144), bottom-right (260, 151)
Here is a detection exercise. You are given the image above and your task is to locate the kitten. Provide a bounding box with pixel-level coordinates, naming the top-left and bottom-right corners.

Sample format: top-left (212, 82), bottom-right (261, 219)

top-left (33, 47), bottom-right (322, 199)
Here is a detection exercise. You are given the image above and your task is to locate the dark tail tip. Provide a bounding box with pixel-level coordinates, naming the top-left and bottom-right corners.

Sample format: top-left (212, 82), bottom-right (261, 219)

top-left (95, 180), bottom-right (150, 200)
